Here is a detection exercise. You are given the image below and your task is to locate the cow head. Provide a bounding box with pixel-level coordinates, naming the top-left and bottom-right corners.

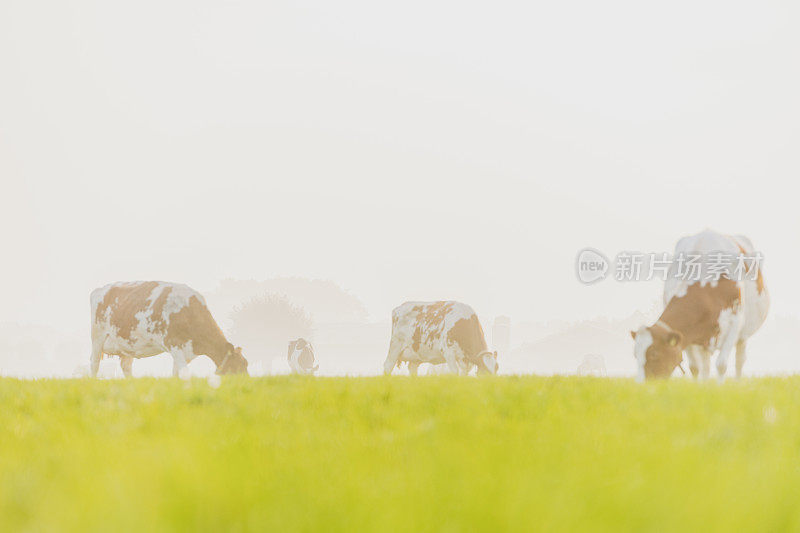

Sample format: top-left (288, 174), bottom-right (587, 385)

top-left (475, 351), bottom-right (499, 375)
top-left (630, 324), bottom-right (683, 381)
top-left (217, 344), bottom-right (249, 375)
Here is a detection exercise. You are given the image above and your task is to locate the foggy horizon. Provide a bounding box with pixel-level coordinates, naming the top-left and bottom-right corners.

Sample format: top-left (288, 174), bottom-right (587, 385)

top-left (2, 0), bottom-right (798, 376)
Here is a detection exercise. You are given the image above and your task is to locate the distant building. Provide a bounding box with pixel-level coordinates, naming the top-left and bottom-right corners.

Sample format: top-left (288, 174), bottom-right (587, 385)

top-left (492, 316), bottom-right (511, 355)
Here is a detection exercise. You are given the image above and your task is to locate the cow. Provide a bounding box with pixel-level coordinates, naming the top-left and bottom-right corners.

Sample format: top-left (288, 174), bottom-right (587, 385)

top-left (384, 301), bottom-right (498, 376)
top-left (631, 230), bottom-right (769, 381)
top-left (90, 281), bottom-right (248, 378)
top-left (288, 338), bottom-right (318, 375)
top-left (577, 354), bottom-right (606, 377)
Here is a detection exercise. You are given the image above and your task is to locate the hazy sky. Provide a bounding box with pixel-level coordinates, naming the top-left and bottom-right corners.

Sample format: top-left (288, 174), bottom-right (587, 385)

top-left (2, 0), bottom-right (798, 335)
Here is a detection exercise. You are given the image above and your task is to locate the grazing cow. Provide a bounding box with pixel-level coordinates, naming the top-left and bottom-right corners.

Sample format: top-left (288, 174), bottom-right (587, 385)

top-left (90, 281), bottom-right (248, 378)
top-left (577, 354), bottom-right (606, 377)
top-left (631, 230), bottom-right (769, 381)
top-left (385, 301), bottom-right (498, 376)
top-left (288, 338), bottom-right (318, 375)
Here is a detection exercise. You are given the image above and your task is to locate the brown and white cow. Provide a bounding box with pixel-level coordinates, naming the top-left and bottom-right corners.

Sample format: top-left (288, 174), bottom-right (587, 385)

top-left (384, 301), bottom-right (498, 376)
top-left (90, 281), bottom-right (248, 378)
top-left (288, 338), bottom-right (318, 375)
top-left (631, 230), bottom-right (769, 381)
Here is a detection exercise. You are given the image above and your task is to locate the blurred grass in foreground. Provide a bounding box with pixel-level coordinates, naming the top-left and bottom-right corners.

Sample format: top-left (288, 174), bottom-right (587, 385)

top-left (1, 375), bottom-right (799, 532)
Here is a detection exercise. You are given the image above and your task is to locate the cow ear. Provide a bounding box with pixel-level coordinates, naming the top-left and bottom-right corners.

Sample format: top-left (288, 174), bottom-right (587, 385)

top-left (630, 330), bottom-right (637, 340)
top-left (667, 332), bottom-right (682, 347)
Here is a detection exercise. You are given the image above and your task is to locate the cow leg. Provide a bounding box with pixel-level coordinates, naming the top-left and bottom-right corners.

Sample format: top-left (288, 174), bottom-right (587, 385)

top-left (442, 349), bottom-right (460, 374)
top-left (715, 328), bottom-right (741, 383)
top-left (119, 356), bottom-right (133, 378)
top-left (408, 361), bottom-right (420, 376)
top-left (685, 346), bottom-right (700, 379)
top-left (89, 336), bottom-right (105, 378)
top-left (383, 353), bottom-right (398, 375)
top-left (170, 348), bottom-right (191, 379)
top-left (735, 340), bottom-right (747, 379)
top-left (697, 347), bottom-right (712, 381)
top-left (384, 342), bottom-right (405, 375)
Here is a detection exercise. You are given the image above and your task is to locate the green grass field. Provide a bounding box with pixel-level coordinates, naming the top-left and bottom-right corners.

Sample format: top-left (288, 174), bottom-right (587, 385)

top-left (2, 375), bottom-right (799, 532)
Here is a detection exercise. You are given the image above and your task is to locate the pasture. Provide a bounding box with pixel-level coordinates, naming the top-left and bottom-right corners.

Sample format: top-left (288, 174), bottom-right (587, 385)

top-left (1, 375), bottom-right (799, 531)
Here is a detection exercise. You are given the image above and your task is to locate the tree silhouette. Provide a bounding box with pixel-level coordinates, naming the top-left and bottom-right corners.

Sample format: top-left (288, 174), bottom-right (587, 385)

top-left (208, 278), bottom-right (367, 325)
top-left (228, 294), bottom-right (314, 366)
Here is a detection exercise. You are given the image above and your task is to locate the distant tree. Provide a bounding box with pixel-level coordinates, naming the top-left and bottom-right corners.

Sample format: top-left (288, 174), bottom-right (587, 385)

top-left (228, 294), bottom-right (314, 365)
top-left (207, 278), bottom-right (368, 327)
